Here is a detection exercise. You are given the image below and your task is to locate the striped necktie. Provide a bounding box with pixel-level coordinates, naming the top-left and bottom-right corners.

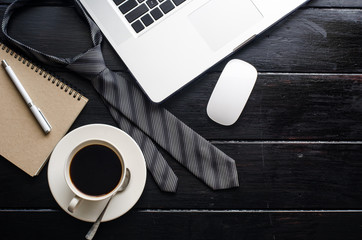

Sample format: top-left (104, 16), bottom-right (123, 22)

top-left (2, 0), bottom-right (239, 192)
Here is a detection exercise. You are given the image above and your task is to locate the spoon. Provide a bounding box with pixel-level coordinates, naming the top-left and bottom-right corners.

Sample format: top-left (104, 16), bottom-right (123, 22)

top-left (85, 168), bottom-right (131, 240)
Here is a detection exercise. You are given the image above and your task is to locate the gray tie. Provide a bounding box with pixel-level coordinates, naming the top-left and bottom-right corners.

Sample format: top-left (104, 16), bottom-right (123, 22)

top-left (2, 0), bottom-right (239, 192)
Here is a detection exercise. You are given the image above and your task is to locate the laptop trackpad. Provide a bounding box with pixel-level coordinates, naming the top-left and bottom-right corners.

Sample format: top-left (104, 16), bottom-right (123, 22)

top-left (189, 0), bottom-right (263, 51)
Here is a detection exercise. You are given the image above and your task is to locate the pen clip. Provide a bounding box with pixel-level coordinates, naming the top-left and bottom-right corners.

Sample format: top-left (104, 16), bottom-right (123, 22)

top-left (38, 108), bottom-right (52, 130)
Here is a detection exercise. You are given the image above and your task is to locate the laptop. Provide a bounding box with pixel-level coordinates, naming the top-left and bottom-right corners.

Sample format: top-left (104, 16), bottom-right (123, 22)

top-left (79, 0), bottom-right (309, 102)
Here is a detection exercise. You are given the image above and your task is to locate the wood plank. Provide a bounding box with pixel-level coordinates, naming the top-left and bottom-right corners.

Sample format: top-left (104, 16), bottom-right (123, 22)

top-left (57, 72), bottom-right (362, 142)
top-left (0, 1), bottom-right (361, 239)
top-left (229, 8), bottom-right (362, 73)
top-left (1, 142), bottom-right (362, 209)
top-left (1, 0), bottom-right (362, 8)
top-left (1, 211), bottom-right (362, 240)
top-left (1, 65), bottom-right (361, 141)
top-left (309, 0), bottom-right (362, 8)
top-left (1, 7), bottom-right (361, 73)
top-left (164, 73), bottom-right (362, 140)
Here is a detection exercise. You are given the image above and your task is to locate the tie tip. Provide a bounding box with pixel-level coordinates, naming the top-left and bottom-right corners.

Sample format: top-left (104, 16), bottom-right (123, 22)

top-left (160, 188), bottom-right (178, 193)
top-left (158, 180), bottom-right (178, 193)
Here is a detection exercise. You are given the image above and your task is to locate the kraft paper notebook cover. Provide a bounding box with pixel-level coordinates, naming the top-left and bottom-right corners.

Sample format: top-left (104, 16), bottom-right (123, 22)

top-left (0, 43), bottom-right (88, 176)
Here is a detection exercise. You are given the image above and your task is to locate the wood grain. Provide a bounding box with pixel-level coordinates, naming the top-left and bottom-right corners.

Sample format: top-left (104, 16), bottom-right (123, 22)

top-left (0, 1), bottom-right (361, 239)
top-left (164, 73), bottom-right (362, 140)
top-left (1, 211), bottom-right (362, 240)
top-left (1, 6), bottom-right (361, 73)
top-left (1, 142), bottom-right (362, 209)
top-left (16, 71), bottom-right (361, 142)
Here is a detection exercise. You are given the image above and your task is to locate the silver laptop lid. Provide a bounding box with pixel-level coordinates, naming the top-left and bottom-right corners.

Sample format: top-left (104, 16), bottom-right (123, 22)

top-left (80, 0), bottom-right (309, 102)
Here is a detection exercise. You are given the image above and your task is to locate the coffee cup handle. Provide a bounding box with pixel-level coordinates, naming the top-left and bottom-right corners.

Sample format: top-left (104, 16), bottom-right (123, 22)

top-left (119, 168), bottom-right (131, 192)
top-left (68, 195), bottom-right (82, 213)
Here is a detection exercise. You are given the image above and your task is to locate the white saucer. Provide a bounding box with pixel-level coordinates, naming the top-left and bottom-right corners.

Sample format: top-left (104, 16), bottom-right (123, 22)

top-left (47, 124), bottom-right (147, 222)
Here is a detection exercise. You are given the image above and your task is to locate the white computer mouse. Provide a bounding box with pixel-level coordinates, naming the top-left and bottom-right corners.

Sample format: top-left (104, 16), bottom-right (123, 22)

top-left (206, 59), bottom-right (257, 126)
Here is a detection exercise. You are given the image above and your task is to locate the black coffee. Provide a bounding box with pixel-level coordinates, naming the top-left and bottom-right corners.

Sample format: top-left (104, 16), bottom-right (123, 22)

top-left (70, 144), bottom-right (123, 196)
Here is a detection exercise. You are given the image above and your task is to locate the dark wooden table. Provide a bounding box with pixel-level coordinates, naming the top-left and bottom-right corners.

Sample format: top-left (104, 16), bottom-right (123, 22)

top-left (1, 0), bottom-right (362, 239)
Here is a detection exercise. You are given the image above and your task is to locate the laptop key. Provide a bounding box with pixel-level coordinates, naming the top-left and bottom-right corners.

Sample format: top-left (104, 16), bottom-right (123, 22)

top-left (113, 0), bottom-right (127, 6)
top-left (160, 0), bottom-right (175, 14)
top-left (119, 0), bottom-right (138, 14)
top-left (125, 4), bottom-right (148, 23)
top-left (172, 0), bottom-right (185, 6)
top-left (150, 7), bottom-right (163, 20)
top-left (141, 14), bottom-right (154, 27)
top-left (146, 0), bottom-right (158, 9)
top-left (131, 20), bottom-right (145, 33)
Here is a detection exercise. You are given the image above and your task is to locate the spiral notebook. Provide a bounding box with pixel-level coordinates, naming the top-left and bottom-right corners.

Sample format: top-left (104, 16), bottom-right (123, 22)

top-left (0, 43), bottom-right (88, 176)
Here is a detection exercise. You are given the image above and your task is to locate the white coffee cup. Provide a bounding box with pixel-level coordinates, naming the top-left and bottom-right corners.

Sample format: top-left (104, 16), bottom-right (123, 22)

top-left (64, 139), bottom-right (130, 213)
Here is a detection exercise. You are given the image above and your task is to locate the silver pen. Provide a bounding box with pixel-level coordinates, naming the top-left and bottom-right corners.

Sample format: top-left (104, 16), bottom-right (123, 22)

top-left (2, 59), bottom-right (52, 134)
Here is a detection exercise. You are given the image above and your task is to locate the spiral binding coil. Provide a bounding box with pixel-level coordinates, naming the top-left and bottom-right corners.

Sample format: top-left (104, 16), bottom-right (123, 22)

top-left (0, 42), bottom-right (83, 101)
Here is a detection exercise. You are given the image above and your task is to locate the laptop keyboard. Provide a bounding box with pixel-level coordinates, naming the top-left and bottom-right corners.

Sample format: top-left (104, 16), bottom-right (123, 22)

top-left (113, 0), bottom-right (187, 33)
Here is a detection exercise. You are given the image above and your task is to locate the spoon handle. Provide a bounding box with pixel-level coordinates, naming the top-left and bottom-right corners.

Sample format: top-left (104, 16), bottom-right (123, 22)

top-left (85, 169), bottom-right (131, 240)
top-left (85, 196), bottom-right (113, 240)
